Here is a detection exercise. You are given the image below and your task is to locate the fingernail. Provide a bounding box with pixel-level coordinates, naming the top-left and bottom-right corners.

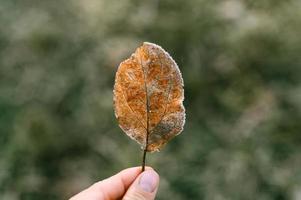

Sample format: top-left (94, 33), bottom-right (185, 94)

top-left (138, 170), bottom-right (158, 193)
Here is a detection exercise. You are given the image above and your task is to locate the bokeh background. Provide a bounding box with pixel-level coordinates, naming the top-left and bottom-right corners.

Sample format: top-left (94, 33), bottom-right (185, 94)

top-left (1, 0), bottom-right (301, 199)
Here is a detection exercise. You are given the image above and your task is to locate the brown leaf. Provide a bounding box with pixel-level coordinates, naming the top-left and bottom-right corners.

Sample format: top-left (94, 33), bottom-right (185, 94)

top-left (113, 42), bottom-right (185, 152)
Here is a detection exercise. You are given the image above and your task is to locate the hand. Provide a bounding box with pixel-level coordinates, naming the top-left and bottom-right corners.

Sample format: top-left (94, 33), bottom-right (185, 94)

top-left (69, 167), bottom-right (160, 200)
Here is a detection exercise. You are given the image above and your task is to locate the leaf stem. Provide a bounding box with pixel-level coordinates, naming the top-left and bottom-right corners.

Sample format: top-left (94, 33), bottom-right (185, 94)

top-left (142, 147), bottom-right (147, 171)
top-left (142, 125), bottom-right (150, 171)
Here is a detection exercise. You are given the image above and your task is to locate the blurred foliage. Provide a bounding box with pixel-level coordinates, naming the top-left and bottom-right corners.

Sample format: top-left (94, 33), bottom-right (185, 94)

top-left (0, 0), bottom-right (301, 199)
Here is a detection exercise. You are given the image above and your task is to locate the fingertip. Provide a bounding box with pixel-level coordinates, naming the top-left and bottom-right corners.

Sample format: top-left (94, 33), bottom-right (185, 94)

top-left (123, 169), bottom-right (160, 200)
top-left (121, 166), bottom-right (156, 174)
top-left (144, 166), bottom-right (154, 171)
top-left (139, 169), bottom-right (160, 192)
top-left (119, 167), bottom-right (142, 175)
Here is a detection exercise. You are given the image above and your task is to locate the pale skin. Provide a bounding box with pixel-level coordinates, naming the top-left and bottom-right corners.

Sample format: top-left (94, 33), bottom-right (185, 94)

top-left (69, 167), bottom-right (160, 200)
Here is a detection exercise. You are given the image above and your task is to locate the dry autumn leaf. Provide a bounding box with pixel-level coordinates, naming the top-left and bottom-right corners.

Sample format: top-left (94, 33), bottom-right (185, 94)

top-left (113, 42), bottom-right (185, 170)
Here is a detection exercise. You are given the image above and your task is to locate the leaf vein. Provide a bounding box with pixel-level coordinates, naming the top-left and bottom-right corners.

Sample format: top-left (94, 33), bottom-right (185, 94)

top-left (120, 85), bottom-right (147, 130)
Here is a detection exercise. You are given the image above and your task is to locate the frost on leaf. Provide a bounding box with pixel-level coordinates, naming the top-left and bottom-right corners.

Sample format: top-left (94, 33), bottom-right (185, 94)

top-left (113, 42), bottom-right (185, 152)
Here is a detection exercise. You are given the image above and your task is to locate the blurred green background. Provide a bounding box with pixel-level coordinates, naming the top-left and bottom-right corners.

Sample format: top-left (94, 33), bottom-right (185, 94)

top-left (1, 0), bottom-right (301, 199)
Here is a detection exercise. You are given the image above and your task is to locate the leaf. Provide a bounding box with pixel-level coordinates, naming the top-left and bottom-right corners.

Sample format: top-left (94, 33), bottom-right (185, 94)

top-left (113, 42), bottom-right (185, 153)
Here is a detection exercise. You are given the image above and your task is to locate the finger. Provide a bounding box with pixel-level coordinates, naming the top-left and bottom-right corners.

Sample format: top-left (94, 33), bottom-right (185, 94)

top-left (93, 167), bottom-right (144, 199)
top-left (70, 166), bottom-right (151, 200)
top-left (122, 169), bottom-right (159, 200)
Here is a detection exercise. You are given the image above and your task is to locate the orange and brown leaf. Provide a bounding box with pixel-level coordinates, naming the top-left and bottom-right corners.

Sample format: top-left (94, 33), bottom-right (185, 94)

top-left (113, 42), bottom-right (185, 152)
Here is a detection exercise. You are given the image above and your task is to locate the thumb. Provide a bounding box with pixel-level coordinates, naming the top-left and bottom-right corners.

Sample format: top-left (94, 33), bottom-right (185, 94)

top-left (123, 169), bottom-right (159, 200)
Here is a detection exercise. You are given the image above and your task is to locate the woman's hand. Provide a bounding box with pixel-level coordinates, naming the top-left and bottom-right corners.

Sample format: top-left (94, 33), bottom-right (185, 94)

top-left (69, 167), bottom-right (159, 200)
